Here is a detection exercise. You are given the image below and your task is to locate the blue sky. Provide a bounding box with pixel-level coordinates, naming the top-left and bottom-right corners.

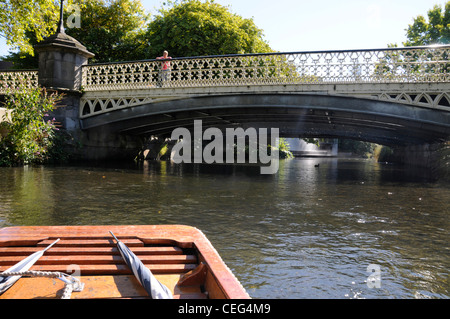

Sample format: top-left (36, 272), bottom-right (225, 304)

top-left (0, 0), bottom-right (448, 57)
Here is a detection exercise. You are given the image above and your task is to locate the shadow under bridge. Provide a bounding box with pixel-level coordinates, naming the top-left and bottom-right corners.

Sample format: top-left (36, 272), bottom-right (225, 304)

top-left (80, 93), bottom-right (450, 147)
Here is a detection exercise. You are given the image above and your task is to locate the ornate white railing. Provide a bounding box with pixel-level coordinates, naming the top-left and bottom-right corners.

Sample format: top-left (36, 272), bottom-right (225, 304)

top-left (0, 70), bottom-right (39, 94)
top-left (81, 45), bottom-right (450, 91)
top-left (1, 46), bottom-right (448, 95)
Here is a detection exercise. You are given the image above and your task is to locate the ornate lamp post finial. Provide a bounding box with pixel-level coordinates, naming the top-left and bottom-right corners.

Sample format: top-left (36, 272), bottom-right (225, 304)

top-left (57, 0), bottom-right (65, 33)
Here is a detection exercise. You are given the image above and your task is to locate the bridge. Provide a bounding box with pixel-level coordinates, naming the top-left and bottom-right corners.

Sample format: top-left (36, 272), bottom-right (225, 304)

top-left (82, 46), bottom-right (449, 147)
top-left (1, 43), bottom-right (449, 163)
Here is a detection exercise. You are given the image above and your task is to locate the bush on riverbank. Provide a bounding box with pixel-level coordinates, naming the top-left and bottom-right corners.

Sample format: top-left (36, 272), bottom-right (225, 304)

top-left (0, 87), bottom-right (62, 166)
top-left (278, 138), bottom-right (294, 159)
top-left (338, 139), bottom-right (377, 158)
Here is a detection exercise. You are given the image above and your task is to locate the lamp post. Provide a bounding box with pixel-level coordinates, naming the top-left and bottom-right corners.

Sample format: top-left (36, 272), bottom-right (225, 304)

top-left (56, 0), bottom-right (65, 34)
top-left (34, 0), bottom-right (94, 90)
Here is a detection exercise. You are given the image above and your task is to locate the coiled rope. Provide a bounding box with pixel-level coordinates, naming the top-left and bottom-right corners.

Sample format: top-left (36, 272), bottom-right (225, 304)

top-left (0, 270), bottom-right (84, 299)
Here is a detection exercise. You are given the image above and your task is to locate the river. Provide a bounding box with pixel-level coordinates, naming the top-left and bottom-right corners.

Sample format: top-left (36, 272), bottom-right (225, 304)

top-left (0, 158), bottom-right (448, 299)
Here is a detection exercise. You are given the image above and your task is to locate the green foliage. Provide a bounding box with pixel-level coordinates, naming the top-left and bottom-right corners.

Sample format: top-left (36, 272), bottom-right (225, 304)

top-left (376, 145), bottom-right (395, 163)
top-left (2, 50), bottom-right (39, 70)
top-left (0, 0), bottom-right (76, 55)
top-left (0, 87), bottom-right (61, 166)
top-left (379, 3), bottom-right (450, 79)
top-left (2, 0), bottom-right (273, 65)
top-left (2, 0), bottom-right (150, 65)
top-left (303, 138), bottom-right (320, 147)
top-left (278, 138), bottom-right (293, 159)
top-left (145, 0), bottom-right (272, 58)
top-left (65, 0), bottom-right (150, 63)
top-left (338, 139), bottom-right (377, 158)
top-left (404, 2), bottom-right (450, 46)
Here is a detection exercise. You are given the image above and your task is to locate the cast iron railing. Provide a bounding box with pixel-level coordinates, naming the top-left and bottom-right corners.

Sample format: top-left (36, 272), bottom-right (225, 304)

top-left (0, 45), bottom-right (448, 94)
top-left (81, 45), bottom-right (449, 91)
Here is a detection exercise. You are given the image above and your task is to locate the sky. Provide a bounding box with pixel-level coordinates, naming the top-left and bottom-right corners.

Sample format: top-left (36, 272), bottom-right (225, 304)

top-left (0, 0), bottom-right (448, 57)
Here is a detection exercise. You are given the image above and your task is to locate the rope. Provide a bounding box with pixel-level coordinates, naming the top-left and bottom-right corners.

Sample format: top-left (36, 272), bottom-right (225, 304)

top-left (0, 270), bottom-right (84, 299)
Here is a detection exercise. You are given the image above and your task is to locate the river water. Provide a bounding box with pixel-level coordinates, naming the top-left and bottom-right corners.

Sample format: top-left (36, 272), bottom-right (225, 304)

top-left (0, 158), bottom-right (448, 299)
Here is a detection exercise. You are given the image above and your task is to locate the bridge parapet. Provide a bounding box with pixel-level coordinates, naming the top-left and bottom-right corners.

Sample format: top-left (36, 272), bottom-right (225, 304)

top-left (1, 46), bottom-right (449, 123)
top-left (1, 46), bottom-right (448, 95)
top-left (0, 70), bottom-right (39, 94)
top-left (79, 46), bottom-right (450, 119)
top-left (81, 45), bottom-right (450, 92)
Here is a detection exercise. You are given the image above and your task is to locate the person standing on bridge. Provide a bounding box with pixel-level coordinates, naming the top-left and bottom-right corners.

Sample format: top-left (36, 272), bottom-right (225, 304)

top-left (157, 51), bottom-right (172, 87)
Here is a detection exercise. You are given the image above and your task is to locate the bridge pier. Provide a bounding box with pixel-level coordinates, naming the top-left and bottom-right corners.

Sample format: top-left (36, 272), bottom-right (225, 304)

top-left (77, 126), bottom-right (145, 161)
top-left (32, 25), bottom-right (146, 161)
top-left (381, 142), bottom-right (449, 179)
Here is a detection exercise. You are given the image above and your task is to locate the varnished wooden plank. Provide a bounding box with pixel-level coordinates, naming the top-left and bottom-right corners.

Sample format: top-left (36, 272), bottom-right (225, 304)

top-left (37, 238), bottom-right (144, 247)
top-left (0, 275), bottom-right (207, 299)
top-left (0, 238), bottom-right (48, 247)
top-left (0, 263), bottom-right (197, 275)
top-left (0, 246), bottom-right (184, 256)
top-left (0, 225), bottom-right (196, 239)
top-left (0, 254), bottom-right (197, 266)
top-left (0, 225), bottom-right (199, 249)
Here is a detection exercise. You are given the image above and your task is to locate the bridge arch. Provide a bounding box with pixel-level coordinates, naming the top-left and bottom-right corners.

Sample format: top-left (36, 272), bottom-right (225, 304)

top-left (80, 93), bottom-right (450, 147)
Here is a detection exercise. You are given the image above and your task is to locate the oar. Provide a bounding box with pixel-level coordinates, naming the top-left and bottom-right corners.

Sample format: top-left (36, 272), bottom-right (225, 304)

top-left (0, 238), bottom-right (60, 294)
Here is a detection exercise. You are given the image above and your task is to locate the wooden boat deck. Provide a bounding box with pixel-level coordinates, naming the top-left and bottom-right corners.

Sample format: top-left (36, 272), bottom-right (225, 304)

top-left (0, 225), bottom-right (249, 299)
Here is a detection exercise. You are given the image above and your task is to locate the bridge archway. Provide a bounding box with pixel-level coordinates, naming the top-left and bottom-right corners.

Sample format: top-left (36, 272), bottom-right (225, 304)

top-left (80, 93), bottom-right (450, 147)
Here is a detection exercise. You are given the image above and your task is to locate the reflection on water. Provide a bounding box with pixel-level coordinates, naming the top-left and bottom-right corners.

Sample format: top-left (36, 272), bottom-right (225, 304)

top-left (0, 159), bottom-right (448, 299)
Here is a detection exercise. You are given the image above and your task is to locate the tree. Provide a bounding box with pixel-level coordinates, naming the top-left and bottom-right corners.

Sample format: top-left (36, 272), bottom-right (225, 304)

top-left (0, 0), bottom-right (71, 56)
top-left (1, 0), bottom-right (150, 66)
top-left (404, 2), bottom-right (450, 46)
top-left (144, 0), bottom-right (272, 58)
top-left (65, 0), bottom-right (150, 63)
top-left (0, 87), bottom-right (61, 166)
top-left (338, 139), bottom-right (377, 158)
